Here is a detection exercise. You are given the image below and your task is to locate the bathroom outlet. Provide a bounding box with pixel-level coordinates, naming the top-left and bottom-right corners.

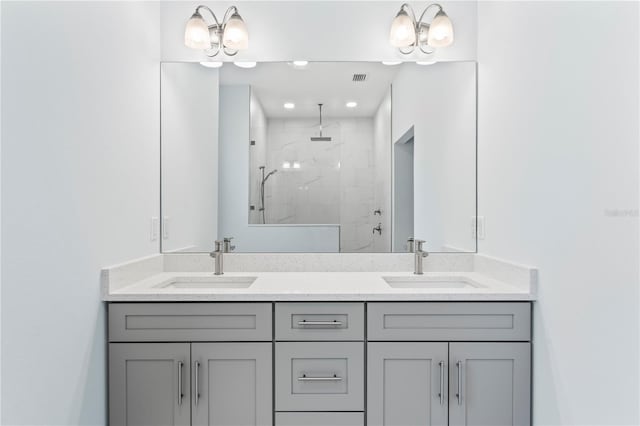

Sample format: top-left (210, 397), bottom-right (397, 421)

top-left (162, 216), bottom-right (170, 240)
top-left (471, 216), bottom-right (486, 240)
top-left (150, 217), bottom-right (159, 241)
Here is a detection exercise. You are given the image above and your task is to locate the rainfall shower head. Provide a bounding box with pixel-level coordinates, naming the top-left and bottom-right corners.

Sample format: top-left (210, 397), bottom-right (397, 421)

top-left (310, 104), bottom-right (332, 142)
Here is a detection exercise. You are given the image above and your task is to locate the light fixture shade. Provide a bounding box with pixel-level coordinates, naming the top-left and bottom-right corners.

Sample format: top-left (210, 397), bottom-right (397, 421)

top-left (427, 10), bottom-right (454, 47)
top-left (184, 11), bottom-right (211, 49)
top-left (223, 12), bottom-right (249, 50)
top-left (389, 9), bottom-right (416, 48)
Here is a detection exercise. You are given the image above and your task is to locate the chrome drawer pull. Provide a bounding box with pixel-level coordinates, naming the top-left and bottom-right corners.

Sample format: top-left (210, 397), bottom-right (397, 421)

top-left (177, 361), bottom-right (184, 406)
top-left (297, 374), bottom-right (343, 381)
top-left (456, 361), bottom-right (463, 405)
top-left (439, 361), bottom-right (445, 405)
top-left (297, 320), bottom-right (343, 326)
top-left (194, 361), bottom-right (200, 406)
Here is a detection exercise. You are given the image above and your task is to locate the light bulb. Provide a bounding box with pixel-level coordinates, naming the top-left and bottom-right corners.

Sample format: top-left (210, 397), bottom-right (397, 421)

top-left (389, 9), bottom-right (416, 48)
top-left (234, 61), bottom-right (257, 68)
top-left (427, 10), bottom-right (454, 47)
top-left (200, 61), bottom-right (224, 68)
top-left (184, 11), bottom-right (211, 49)
top-left (223, 12), bottom-right (249, 50)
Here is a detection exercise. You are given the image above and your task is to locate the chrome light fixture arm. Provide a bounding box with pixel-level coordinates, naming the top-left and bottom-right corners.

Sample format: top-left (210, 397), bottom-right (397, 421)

top-left (393, 3), bottom-right (449, 56)
top-left (187, 5), bottom-right (246, 57)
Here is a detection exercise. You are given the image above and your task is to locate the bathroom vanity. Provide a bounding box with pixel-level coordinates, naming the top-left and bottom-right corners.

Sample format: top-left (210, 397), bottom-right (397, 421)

top-left (103, 253), bottom-right (536, 426)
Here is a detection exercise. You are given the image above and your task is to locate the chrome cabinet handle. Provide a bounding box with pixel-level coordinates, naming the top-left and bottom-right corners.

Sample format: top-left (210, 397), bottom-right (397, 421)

top-left (297, 320), bottom-right (343, 326)
top-left (456, 361), bottom-right (463, 405)
top-left (439, 361), bottom-right (445, 405)
top-left (177, 361), bottom-right (184, 406)
top-left (297, 374), bottom-right (342, 381)
top-left (194, 361), bottom-right (200, 406)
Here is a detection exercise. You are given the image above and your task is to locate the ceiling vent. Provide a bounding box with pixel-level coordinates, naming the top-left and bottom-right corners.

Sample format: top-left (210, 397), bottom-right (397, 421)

top-left (352, 73), bottom-right (367, 82)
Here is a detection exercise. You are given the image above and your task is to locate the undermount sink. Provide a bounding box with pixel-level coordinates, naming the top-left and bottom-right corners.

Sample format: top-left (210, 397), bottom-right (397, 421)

top-left (155, 276), bottom-right (257, 289)
top-left (383, 276), bottom-right (482, 289)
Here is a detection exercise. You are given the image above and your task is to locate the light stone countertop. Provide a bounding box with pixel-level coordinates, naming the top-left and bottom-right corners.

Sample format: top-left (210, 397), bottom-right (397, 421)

top-left (102, 253), bottom-right (537, 302)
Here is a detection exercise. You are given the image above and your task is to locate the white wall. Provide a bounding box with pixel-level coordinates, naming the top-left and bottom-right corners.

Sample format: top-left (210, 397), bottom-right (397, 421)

top-left (392, 62), bottom-right (477, 252)
top-left (218, 85), bottom-right (340, 252)
top-left (373, 90), bottom-right (392, 252)
top-left (1, 2), bottom-right (160, 424)
top-left (160, 1), bottom-right (477, 63)
top-left (477, 2), bottom-right (639, 425)
top-left (161, 63), bottom-right (219, 252)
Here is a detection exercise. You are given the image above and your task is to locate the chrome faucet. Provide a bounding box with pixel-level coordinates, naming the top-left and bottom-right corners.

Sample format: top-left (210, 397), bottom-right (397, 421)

top-left (210, 240), bottom-right (224, 275)
top-left (413, 239), bottom-right (429, 275)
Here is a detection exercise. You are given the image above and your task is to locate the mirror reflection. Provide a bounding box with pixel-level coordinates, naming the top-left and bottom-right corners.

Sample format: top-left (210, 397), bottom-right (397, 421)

top-left (161, 61), bottom-right (476, 253)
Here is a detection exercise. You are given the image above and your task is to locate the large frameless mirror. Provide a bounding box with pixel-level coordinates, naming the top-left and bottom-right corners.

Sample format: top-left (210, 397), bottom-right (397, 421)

top-left (161, 61), bottom-right (477, 253)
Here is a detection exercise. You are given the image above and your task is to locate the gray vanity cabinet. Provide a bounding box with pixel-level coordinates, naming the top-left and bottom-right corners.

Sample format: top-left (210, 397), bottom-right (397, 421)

top-left (367, 342), bottom-right (448, 426)
top-left (192, 343), bottom-right (272, 426)
top-left (109, 343), bottom-right (191, 426)
top-left (108, 303), bottom-right (273, 426)
top-left (367, 303), bottom-right (532, 426)
top-left (449, 342), bottom-right (531, 426)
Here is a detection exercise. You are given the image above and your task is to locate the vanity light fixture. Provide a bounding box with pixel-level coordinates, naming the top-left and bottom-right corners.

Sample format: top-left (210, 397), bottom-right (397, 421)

top-left (293, 162), bottom-right (301, 169)
top-left (200, 61), bottom-right (224, 68)
top-left (184, 5), bottom-right (248, 57)
top-left (389, 3), bottom-right (454, 55)
top-left (346, 101), bottom-right (358, 108)
top-left (382, 61), bottom-right (402, 66)
top-left (234, 61), bottom-right (257, 68)
top-left (283, 102), bottom-right (295, 109)
top-left (282, 161), bottom-right (291, 169)
top-left (292, 60), bottom-right (309, 67)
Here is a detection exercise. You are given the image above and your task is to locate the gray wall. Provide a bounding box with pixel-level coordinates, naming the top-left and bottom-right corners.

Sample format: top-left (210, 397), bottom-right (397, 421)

top-left (1, 2), bottom-right (161, 424)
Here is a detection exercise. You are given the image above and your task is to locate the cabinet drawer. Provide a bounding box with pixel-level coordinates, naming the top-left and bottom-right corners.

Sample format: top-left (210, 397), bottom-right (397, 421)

top-left (275, 303), bottom-right (364, 341)
top-left (368, 302), bottom-right (531, 341)
top-left (276, 412), bottom-right (363, 426)
top-left (109, 303), bottom-right (272, 342)
top-left (275, 342), bottom-right (364, 411)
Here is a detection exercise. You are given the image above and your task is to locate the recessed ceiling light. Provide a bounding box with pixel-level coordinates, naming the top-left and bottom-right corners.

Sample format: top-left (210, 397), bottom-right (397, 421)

top-left (346, 101), bottom-right (358, 108)
top-left (283, 102), bottom-right (295, 109)
top-left (292, 60), bottom-right (309, 67)
top-left (234, 61), bottom-right (257, 68)
top-left (382, 61), bottom-right (402, 66)
top-left (416, 60), bottom-right (437, 66)
top-left (200, 61), bottom-right (224, 68)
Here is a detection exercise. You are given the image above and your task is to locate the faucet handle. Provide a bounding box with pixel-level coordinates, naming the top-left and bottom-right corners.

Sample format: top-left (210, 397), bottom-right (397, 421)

top-left (223, 237), bottom-right (236, 252)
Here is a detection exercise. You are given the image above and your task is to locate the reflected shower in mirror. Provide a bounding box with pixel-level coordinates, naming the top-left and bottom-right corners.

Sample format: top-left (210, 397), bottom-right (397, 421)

top-left (160, 61), bottom-right (476, 254)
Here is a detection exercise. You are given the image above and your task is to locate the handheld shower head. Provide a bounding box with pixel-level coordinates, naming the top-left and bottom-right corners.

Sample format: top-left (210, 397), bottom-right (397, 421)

top-left (263, 169), bottom-right (278, 183)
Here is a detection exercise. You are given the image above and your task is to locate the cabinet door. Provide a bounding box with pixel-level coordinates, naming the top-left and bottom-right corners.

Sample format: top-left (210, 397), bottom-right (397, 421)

top-left (109, 343), bottom-right (190, 426)
top-left (192, 343), bottom-right (272, 426)
top-left (368, 342), bottom-right (448, 426)
top-left (449, 343), bottom-right (531, 426)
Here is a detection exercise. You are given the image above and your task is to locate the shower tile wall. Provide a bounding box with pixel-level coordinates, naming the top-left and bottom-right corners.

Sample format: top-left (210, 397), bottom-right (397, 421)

top-left (249, 93), bottom-right (268, 224)
top-left (263, 117), bottom-right (379, 252)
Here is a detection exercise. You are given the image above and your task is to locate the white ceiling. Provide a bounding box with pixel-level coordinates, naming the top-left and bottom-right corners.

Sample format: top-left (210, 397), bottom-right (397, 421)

top-left (219, 62), bottom-right (401, 118)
